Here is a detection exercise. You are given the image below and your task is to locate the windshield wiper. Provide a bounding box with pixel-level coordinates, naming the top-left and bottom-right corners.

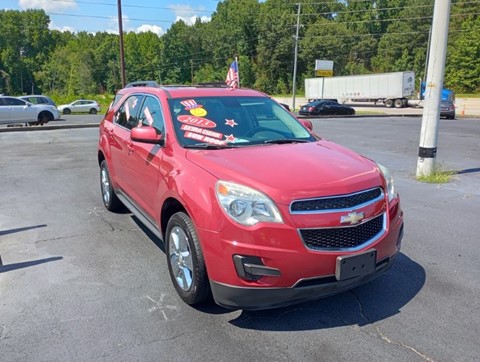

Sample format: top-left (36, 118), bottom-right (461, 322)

top-left (184, 143), bottom-right (236, 149)
top-left (262, 139), bottom-right (309, 145)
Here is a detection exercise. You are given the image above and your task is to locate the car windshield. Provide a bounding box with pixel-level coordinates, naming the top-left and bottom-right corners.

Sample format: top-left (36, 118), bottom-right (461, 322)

top-left (169, 96), bottom-right (315, 148)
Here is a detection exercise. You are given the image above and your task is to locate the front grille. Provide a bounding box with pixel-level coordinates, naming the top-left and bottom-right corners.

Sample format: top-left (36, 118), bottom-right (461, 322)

top-left (299, 214), bottom-right (384, 250)
top-left (291, 188), bottom-right (382, 213)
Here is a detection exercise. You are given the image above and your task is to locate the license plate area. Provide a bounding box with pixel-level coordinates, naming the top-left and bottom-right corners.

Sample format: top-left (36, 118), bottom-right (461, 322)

top-left (335, 249), bottom-right (377, 281)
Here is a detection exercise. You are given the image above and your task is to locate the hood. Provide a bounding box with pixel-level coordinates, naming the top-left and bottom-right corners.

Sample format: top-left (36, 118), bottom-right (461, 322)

top-left (186, 140), bottom-right (383, 205)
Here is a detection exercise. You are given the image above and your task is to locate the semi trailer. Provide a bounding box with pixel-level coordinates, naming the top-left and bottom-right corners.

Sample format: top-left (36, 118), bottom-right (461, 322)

top-left (305, 71), bottom-right (415, 108)
top-left (305, 71), bottom-right (454, 108)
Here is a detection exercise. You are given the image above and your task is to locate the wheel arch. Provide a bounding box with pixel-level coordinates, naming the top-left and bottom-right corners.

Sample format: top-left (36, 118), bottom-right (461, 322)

top-left (161, 197), bottom-right (188, 240)
top-left (98, 150), bottom-right (106, 166)
top-left (37, 110), bottom-right (54, 123)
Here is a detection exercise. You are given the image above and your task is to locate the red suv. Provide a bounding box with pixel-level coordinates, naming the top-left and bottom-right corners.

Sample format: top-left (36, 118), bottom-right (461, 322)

top-left (97, 85), bottom-right (404, 310)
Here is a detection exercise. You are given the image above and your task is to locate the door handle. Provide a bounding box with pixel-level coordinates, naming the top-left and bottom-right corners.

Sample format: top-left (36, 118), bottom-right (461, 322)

top-left (127, 141), bottom-right (134, 155)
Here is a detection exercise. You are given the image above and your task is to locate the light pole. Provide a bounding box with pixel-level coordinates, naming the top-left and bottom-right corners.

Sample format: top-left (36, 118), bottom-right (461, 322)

top-left (117, 0), bottom-right (126, 87)
top-left (416, 0), bottom-right (451, 177)
top-left (292, 3), bottom-right (301, 111)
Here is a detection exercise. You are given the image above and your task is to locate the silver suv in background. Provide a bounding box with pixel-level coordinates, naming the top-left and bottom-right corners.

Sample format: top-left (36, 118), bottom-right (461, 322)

top-left (58, 100), bottom-right (100, 114)
top-left (19, 95), bottom-right (57, 107)
top-left (0, 96), bottom-right (61, 126)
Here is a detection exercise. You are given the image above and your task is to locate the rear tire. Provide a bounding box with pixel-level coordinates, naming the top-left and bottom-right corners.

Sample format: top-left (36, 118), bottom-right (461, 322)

top-left (89, 108), bottom-right (98, 114)
top-left (166, 212), bottom-right (211, 306)
top-left (100, 160), bottom-right (122, 211)
top-left (394, 99), bottom-right (404, 108)
top-left (385, 99), bottom-right (394, 108)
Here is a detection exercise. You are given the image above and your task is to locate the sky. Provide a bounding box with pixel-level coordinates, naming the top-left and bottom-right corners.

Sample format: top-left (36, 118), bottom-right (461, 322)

top-left (2, 0), bottom-right (221, 36)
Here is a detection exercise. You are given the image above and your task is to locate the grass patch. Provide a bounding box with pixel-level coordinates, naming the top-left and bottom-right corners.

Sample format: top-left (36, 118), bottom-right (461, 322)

top-left (355, 110), bottom-right (386, 115)
top-left (416, 165), bottom-right (456, 183)
top-left (456, 94), bottom-right (480, 98)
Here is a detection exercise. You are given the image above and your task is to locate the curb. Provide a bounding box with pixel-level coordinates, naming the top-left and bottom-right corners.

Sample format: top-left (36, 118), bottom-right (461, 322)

top-left (0, 123), bottom-right (99, 133)
top-left (295, 114), bottom-right (423, 119)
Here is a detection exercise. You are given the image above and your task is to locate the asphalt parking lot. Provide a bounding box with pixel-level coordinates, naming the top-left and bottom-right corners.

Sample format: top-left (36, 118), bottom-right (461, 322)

top-left (1, 116), bottom-right (479, 361)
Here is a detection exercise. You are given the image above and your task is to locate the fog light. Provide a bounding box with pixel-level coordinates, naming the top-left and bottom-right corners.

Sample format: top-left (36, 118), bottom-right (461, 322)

top-left (396, 224), bottom-right (404, 248)
top-left (233, 255), bottom-right (281, 281)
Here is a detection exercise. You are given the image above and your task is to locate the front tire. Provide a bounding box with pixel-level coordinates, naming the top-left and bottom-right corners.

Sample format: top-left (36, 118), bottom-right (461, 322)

top-left (166, 212), bottom-right (211, 306)
top-left (63, 108), bottom-right (71, 115)
top-left (100, 160), bottom-right (122, 211)
top-left (38, 111), bottom-right (53, 125)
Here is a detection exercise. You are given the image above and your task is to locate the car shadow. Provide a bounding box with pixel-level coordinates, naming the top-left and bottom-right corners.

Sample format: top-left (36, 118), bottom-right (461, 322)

top-left (456, 167), bottom-right (480, 175)
top-left (130, 215), bottom-right (165, 253)
top-left (0, 224), bottom-right (47, 237)
top-left (0, 256), bottom-right (63, 273)
top-left (225, 253), bottom-right (425, 331)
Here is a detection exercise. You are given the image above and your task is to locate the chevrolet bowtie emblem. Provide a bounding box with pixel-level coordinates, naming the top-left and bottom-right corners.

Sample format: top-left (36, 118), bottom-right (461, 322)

top-left (340, 212), bottom-right (365, 225)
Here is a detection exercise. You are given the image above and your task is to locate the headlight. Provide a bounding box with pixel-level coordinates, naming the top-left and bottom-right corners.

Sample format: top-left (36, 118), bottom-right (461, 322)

top-left (215, 181), bottom-right (283, 226)
top-left (377, 163), bottom-right (396, 202)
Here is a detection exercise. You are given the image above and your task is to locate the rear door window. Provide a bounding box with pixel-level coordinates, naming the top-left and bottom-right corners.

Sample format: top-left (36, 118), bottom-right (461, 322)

top-left (114, 95), bottom-right (144, 130)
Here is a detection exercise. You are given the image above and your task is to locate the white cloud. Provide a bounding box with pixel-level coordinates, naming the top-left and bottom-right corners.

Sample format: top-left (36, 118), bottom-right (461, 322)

top-left (135, 25), bottom-right (164, 36)
top-left (106, 15), bottom-right (164, 36)
top-left (174, 15), bottom-right (211, 26)
top-left (106, 15), bottom-right (130, 34)
top-left (49, 21), bottom-right (75, 33)
top-left (19, 0), bottom-right (77, 12)
top-left (169, 4), bottom-right (211, 26)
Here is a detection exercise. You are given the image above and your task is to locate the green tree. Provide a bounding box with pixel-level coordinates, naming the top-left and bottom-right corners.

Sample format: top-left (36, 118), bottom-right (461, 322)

top-left (299, 18), bottom-right (354, 78)
top-left (255, 0), bottom-right (296, 93)
top-left (445, 2), bottom-right (480, 92)
top-left (0, 9), bottom-right (53, 94)
top-left (372, 0), bottom-right (432, 81)
top-left (125, 31), bottom-right (163, 85)
top-left (160, 20), bottom-right (198, 84)
top-left (205, 0), bottom-right (260, 67)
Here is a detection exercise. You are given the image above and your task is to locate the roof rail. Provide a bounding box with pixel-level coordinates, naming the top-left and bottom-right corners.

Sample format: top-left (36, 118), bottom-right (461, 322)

top-left (196, 82), bottom-right (229, 88)
top-left (125, 80), bottom-right (160, 88)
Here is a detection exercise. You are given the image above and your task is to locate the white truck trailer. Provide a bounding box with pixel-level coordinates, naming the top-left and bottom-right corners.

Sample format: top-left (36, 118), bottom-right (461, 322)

top-left (305, 71), bottom-right (416, 108)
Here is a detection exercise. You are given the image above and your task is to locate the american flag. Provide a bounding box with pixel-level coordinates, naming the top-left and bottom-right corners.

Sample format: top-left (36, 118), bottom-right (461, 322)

top-left (225, 60), bottom-right (239, 89)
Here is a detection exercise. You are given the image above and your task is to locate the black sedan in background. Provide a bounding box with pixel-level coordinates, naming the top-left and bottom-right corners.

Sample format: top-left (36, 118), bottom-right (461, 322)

top-left (440, 100), bottom-right (455, 119)
top-left (299, 100), bottom-right (355, 116)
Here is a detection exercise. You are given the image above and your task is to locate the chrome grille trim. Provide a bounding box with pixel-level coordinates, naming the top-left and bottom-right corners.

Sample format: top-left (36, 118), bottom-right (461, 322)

top-left (290, 187), bottom-right (384, 214)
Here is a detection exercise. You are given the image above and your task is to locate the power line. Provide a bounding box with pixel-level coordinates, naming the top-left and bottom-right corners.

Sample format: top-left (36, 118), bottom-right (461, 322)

top-left (47, 12), bottom-right (173, 23)
top-left (48, 0), bottom-right (216, 13)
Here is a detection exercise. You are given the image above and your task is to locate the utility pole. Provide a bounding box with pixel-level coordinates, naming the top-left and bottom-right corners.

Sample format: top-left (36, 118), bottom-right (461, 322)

top-left (117, 0), bottom-right (126, 87)
top-left (190, 59), bottom-right (194, 84)
top-left (292, 3), bottom-right (301, 111)
top-left (423, 26), bottom-right (432, 85)
top-left (416, 0), bottom-right (451, 177)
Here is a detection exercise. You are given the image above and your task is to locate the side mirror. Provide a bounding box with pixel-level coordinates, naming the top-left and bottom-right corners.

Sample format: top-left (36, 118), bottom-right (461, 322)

top-left (300, 120), bottom-right (313, 131)
top-left (131, 126), bottom-right (164, 144)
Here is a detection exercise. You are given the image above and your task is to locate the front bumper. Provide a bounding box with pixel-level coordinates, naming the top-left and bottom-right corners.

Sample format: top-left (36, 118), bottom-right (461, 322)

top-left (440, 110), bottom-right (455, 118)
top-left (211, 251), bottom-right (399, 310)
top-left (197, 189), bottom-right (403, 310)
